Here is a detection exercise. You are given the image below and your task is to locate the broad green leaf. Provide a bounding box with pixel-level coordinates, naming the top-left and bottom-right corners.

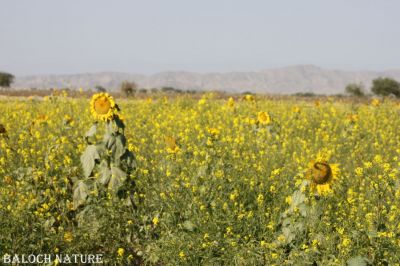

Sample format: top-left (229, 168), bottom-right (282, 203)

top-left (109, 166), bottom-right (127, 193)
top-left (196, 165), bottom-right (208, 178)
top-left (292, 190), bottom-right (306, 206)
top-left (76, 205), bottom-right (101, 232)
top-left (281, 218), bottom-right (291, 227)
top-left (183, 220), bottom-right (195, 232)
top-left (282, 227), bottom-right (295, 243)
top-left (114, 134), bottom-right (127, 160)
top-left (98, 160), bottom-right (111, 186)
top-left (85, 124), bottom-right (97, 138)
top-left (120, 150), bottom-right (137, 171)
top-left (298, 203), bottom-right (308, 217)
top-left (44, 217), bottom-right (56, 230)
top-left (114, 115), bottom-right (125, 130)
top-left (347, 256), bottom-right (368, 266)
top-left (73, 181), bottom-right (89, 210)
top-left (80, 145), bottom-right (100, 177)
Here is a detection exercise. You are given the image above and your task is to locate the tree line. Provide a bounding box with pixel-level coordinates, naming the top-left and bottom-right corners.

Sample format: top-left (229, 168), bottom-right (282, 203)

top-left (345, 77), bottom-right (400, 98)
top-left (2, 71), bottom-right (400, 98)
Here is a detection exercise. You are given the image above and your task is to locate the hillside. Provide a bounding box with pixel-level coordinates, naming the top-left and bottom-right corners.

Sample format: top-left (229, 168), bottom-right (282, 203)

top-left (12, 65), bottom-right (400, 94)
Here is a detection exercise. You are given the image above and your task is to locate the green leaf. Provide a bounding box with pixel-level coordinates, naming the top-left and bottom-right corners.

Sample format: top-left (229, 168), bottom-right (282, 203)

top-left (73, 181), bottom-right (89, 210)
top-left (106, 121), bottom-right (118, 134)
top-left (282, 227), bottom-right (295, 243)
top-left (183, 220), bottom-right (195, 232)
top-left (80, 145), bottom-right (100, 178)
top-left (347, 256), bottom-right (369, 266)
top-left (114, 115), bottom-right (125, 130)
top-left (85, 124), bottom-right (97, 138)
top-left (76, 205), bottom-right (101, 232)
top-left (196, 165), bottom-right (208, 178)
top-left (114, 134), bottom-right (127, 160)
top-left (298, 203), bottom-right (308, 217)
top-left (120, 150), bottom-right (137, 171)
top-left (44, 217), bottom-right (56, 230)
top-left (95, 143), bottom-right (106, 157)
top-left (109, 166), bottom-right (127, 193)
top-left (292, 190), bottom-right (306, 206)
top-left (104, 134), bottom-right (116, 154)
top-left (98, 160), bottom-right (111, 186)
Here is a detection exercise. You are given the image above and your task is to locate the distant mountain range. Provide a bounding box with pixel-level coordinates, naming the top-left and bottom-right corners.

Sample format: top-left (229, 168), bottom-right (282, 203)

top-left (12, 65), bottom-right (400, 94)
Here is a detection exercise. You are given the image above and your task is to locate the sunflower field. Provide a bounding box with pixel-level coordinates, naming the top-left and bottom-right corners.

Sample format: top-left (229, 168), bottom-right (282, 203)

top-left (0, 93), bottom-right (400, 265)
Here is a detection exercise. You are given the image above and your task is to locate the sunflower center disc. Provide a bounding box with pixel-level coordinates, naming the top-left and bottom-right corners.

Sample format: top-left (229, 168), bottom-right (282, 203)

top-left (312, 162), bottom-right (332, 184)
top-left (94, 97), bottom-right (111, 114)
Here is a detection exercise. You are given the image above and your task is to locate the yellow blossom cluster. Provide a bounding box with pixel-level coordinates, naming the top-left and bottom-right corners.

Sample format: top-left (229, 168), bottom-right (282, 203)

top-left (0, 94), bottom-right (399, 264)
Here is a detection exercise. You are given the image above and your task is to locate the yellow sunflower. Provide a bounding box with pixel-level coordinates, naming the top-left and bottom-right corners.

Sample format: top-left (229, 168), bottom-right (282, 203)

top-left (257, 111), bottom-right (271, 125)
top-left (244, 94), bottom-right (255, 102)
top-left (306, 153), bottom-right (339, 195)
top-left (90, 93), bottom-right (116, 121)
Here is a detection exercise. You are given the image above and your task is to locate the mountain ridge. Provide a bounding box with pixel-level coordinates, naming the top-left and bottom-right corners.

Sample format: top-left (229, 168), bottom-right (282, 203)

top-left (12, 65), bottom-right (400, 94)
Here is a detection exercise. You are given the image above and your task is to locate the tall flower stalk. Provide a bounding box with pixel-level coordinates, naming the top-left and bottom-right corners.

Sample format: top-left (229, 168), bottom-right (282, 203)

top-left (73, 93), bottom-right (136, 210)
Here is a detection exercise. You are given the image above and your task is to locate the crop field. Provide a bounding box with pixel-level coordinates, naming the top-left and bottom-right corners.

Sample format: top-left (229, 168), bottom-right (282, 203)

top-left (1, 93), bottom-right (400, 265)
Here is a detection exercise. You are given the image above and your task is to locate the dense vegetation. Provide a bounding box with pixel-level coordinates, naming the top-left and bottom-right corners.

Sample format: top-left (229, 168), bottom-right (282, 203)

top-left (1, 94), bottom-right (399, 265)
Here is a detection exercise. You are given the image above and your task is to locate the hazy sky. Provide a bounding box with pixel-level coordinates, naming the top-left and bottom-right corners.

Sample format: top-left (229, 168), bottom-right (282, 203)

top-left (1, 0), bottom-right (399, 76)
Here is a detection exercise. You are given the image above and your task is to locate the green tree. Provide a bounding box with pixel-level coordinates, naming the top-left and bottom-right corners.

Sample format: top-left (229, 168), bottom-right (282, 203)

top-left (95, 85), bottom-right (107, 92)
top-left (0, 72), bottom-right (14, 88)
top-left (371, 77), bottom-right (400, 98)
top-left (120, 81), bottom-right (137, 97)
top-left (345, 83), bottom-right (365, 97)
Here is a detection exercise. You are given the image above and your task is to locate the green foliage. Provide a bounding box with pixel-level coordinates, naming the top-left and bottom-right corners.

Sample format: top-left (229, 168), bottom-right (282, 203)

top-left (120, 81), bottom-right (138, 97)
top-left (80, 145), bottom-right (100, 178)
top-left (371, 77), bottom-right (400, 97)
top-left (347, 256), bottom-right (370, 266)
top-left (75, 114), bottom-right (136, 218)
top-left (73, 181), bottom-right (89, 209)
top-left (293, 92), bottom-right (316, 97)
top-left (0, 72), bottom-right (14, 88)
top-left (95, 85), bottom-right (107, 92)
top-left (161, 86), bottom-right (183, 94)
top-left (345, 83), bottom-right (365, 97)
top-left (1, 96), bottom-right (400, 264)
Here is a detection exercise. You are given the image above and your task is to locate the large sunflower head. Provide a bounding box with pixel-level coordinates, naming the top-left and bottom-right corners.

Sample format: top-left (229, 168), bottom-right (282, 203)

top-left (306, 153), bottom-right (339, 196)
top-left (90, 93), bottom-right (116, 121)
top-left (257, 111), bottom-right (271, 125)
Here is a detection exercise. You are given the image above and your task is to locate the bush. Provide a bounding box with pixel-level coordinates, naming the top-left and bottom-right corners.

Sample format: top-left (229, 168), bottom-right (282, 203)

top-left (150, 88), bottom-right (159, 94)
top-left (120, 81), bottom-right (138, 97)
top-left (95, 85), bottom-right (107, 92)
top-left (371, 77), bottom-right (400, 98)
top-left (293, 92), bottom-right (316, 97)
top-left (0, 72), bottom-right (14, 88)
top-left (345, 83), bottom-right (365, 97)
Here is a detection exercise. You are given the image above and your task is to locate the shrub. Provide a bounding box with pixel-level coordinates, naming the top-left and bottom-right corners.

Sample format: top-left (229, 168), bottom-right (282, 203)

top-left (120, 81), bottom-right (138, 97)
top-left (345, 83), bottom-right (365, 97)
top-left (0, 72), bottom-right (14, 88)
top-left (371, 77), bottom-right (400, 98)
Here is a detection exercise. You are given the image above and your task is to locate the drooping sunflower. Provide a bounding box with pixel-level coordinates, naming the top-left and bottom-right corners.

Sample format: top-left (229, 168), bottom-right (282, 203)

top-left (90, 93), bottom-right (116, 121)
top-left (306, 153), bottom-right (339, 195)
